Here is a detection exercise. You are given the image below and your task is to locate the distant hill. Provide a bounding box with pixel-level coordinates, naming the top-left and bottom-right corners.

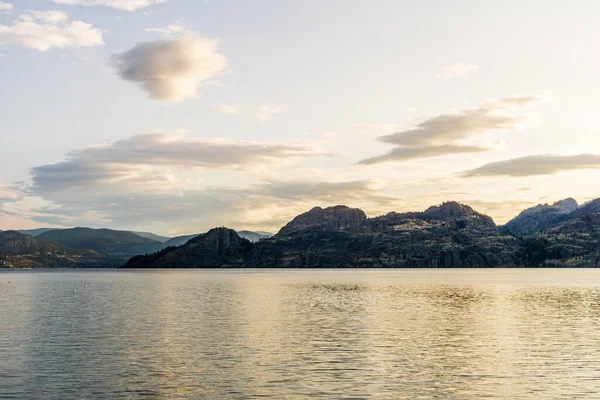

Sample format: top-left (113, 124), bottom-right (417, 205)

top-left (0, 231), bottom-right (104, 268)
top-left (17, 227), bottom-right (171, 243)
top-left (253, 231), bottom-right (274, 237)
top-left (162, 234), bottom-right (199, 248)
top-left (37, 228), bottom-right (163, 264)
top-left (17, 228), bottom-right (60, 237)
top-left (238, 230), bottom-right (273, 242)
top-left (131, 231), bottom-right (171, 243)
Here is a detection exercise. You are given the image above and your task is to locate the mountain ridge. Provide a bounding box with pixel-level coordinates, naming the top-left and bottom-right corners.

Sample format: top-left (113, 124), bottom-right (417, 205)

top-left (3, 199), bottom-right (599, 268)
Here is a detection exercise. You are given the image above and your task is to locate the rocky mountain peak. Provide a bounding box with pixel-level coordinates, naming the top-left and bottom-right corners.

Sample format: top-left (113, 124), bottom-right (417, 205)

top-left (421, 201), bottom-right (478, 220)
top-left (277, 205), bottom-right (367, 236)
top-left (553, 198), bottom-right (578, 213)
top-left (503, 198), bottom-right (584, 236)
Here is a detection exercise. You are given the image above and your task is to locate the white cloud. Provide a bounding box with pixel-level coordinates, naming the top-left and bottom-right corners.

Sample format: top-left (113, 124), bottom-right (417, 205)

top-left (0, 11), bottom-right (103, 52)
top-left (436, 63), bottom-right (479, 79)
top-left (216, 104), bottom-right (238, 114)
top-left (112, 37), bottom-right (228, 102)
top-left (145, 23), bottom-right (190, 35)
top-left (0, 2), bottom-right (13, 13)
top-left (22, 11), bottom-right (68, 24)
top-left (256, 106), bottom-right (280, 122)
top-left (53, 0), bottom-right (166, 12)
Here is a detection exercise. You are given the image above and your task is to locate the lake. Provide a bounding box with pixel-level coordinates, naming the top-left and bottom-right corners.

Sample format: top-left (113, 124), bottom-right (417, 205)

top-left (1, 269), bottom-right (600, 399)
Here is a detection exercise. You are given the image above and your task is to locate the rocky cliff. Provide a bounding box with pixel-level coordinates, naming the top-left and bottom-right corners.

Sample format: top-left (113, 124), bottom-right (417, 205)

top-left (277, 205), bottom-right (367, 236)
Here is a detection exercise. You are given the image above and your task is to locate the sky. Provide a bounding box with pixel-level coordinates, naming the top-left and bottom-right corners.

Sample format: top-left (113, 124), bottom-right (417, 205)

top-left (1, 0), bottom-right (599, 236)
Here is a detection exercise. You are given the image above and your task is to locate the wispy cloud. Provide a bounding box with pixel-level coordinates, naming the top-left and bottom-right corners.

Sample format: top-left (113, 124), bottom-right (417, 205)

top-left (216, 104), bottom-right (238, 114)
top-left (30, 132), bottom-right (328, 192)
top-left (145, 22), bottom-right (195, 36)
top-left (436, 63), bottom-right (479, 79)
top-left (0, 2), bottom-right (13, 14)
top-left (463, 154), bottom-right (600, 177)
top-left (0, 10), bottom-right (104, 51)
top-left (359, 96), bottom-right (539, 164)
top-left (112, 37), bottom-right (227, 102)
top-left (53, 0), bottom-right (166, 12)
top-left (28, 178), bottom-right (399, 233)
top-left (256, 106), bottom-right (280, 122)
top-left (0, 183), bottom-right (22, 202)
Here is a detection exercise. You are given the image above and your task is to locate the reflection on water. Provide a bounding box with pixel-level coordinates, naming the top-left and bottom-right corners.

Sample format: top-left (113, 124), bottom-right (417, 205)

top-left (2, 269), bottom-right (600, 399)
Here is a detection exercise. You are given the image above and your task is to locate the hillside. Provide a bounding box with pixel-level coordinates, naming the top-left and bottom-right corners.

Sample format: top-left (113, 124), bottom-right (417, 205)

top-left (37, 228), bottom-right (163, 264)
top-left (124, 228), bottom-right (253, 268)
top-left (17, 228), bottom-right (60, 237)
top-left (131, 231), bottom-right (171, 243)
top-left (521, 199), bottom-right (600, 267)
top-left (162, 230), bottom-right (272, 249)
top-left (502, 198), bottom-right (579, 236)
top-left (0, 231), bottom-right (104, 268)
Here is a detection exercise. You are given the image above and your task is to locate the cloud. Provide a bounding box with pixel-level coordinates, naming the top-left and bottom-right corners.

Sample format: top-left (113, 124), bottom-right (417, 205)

top-left (437, 63), bottom-right (479, 79)
top-left (359, 145), bottom-right (489, 165)
top-left (28, 178), bottom-right (400, 233)
top-left (30, 132), bottom-right (327, 192)
top-left (359, 96), bottom-right (539, 165)
top-left (216, 104), bottom-right (238, 114)
top-left (255, 179), bottom-right (397, 206)
top-left (0, 2), bottom-right (13, 13)
top-left (145, 23), bottom-right (191, 35)
top-left (112, 37), bottom-right (227, 102)
top-left (463, 154), bottom-right (600, 177)
top-left (53, 0), bottom-right (166, 11)
top-left (0, 183), bottom-right (23, 218)
top-left (22, 132), bottom-right (402, 232)
top-left (256, 106), bottom-right (280, 122)
top-left (0, 11), bottom-right (103, 51)
top-left (0, 184), bottom-right (22, 202)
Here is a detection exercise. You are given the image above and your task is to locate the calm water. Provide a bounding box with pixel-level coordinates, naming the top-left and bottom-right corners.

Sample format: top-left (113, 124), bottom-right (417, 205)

top-left (2, 269), bottom-right (600, 399)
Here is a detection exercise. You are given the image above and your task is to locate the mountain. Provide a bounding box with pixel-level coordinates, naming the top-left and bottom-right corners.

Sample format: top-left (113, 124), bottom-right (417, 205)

top-left (37, 228), bottom-right (163, 264)
top-left (161, 230), bottom-right (272, 249)
top-left (519, 198), bottom-right (600, 267)
top-left (238, 230), bottom-right (273, 242)
top-left (162, 234), bottom-right (199, 248)
top-left (124, 228), bottom-right (253, 268)
top-left (131, 231), bottom-right (171, 243)
top-left (124, 202), bottom-right (522, 268)
top-left (253, 231), bottom-right (275, 237)
top-left (278, 205), bottom-right (367, 235)
top-left (0, 231), bottom-right (104, 268)
top-left (5, 199), bottom-right (598, 269)
top-left (17, 228), bottom-right (60, 237)
top-left (502, 198), bottom-right (579, 236)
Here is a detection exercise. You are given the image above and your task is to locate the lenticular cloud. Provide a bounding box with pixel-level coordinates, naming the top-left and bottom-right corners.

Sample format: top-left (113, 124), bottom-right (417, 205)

top-left (111, 37), bottom-right (228, 102)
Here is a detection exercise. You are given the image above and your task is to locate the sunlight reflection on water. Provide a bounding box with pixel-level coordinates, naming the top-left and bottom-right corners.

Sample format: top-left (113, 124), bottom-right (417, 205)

top-left (1, 269), bottom-right (600, 399)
